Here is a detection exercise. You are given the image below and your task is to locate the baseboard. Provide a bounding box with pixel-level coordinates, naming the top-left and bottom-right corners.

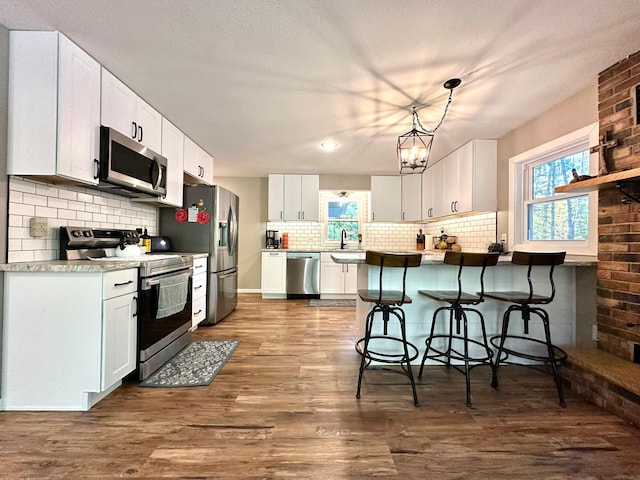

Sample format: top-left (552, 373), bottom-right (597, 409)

top-left (238, 288), bottom-right (261, 294)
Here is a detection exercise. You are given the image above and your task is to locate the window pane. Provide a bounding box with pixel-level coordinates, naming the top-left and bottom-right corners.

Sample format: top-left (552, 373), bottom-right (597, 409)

top-left (328, 221), bottom-right (359, 241)
top-left (531, 150), bottom-right (590, 199)
top-left (328, 201), bottom-right (358, 220)
top-left (527, 195), bottom-right (588, 240)
top-left (327, 200), bottom-right (359, 241)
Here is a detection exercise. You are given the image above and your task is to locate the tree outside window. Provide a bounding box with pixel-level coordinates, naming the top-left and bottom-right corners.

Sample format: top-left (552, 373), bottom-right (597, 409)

top-left (526, 150), bottom-right (589, 241)
top-left (327, 200), bottom-right (359, 241)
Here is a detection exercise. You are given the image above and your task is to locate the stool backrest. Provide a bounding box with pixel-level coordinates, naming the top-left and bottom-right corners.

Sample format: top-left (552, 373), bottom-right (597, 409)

top-left (443, 251), bottom-right (500, 304)
top-left (365, 251), bottom-right (422, 305)
top-left (511, 251), bottom-right (566, 304)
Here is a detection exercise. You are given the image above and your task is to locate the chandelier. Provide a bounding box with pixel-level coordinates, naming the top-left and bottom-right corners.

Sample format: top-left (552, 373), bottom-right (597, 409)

top-left (397, 78), bottom-right (461, 174)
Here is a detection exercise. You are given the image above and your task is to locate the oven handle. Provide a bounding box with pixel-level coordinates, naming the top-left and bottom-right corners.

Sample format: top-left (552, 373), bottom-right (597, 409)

top-left (141, 269), bottom-right (193, 291)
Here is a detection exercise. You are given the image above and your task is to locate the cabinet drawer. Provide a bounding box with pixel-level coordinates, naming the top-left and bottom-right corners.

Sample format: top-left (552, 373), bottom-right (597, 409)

top-left (193, 257), bottom-right (208, 275)
top-left (192, 272), bottom-right (207, 300)
top-left (103, 269), bottom-right (138, 299)
top-left (192, 296), bottom-right (207, 326)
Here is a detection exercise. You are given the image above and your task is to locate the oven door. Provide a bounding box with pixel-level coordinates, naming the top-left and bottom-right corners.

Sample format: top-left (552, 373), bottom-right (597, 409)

top-left (137, 269), bottom-right (193, 376)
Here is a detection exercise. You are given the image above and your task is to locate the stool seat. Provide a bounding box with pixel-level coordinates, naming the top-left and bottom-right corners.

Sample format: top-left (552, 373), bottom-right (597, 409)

top-left (358, 289), bottom-right (412, 305)
top-left (418, 251), bottom-right (499, 407)
top-left (484, 291), bottom-right (551, 303)
top-left (419, 290), bottom-right (482, 304)
top-left (486, 251), bottom-right (567, 407)
top-left (355, 251), bottom-right (422, 406)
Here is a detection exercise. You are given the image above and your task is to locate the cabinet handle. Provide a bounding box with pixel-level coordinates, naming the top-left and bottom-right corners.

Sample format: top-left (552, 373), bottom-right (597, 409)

top-left (132, 296), bottom-right (138, 318)
top-left (372, 212), bottom-right (375, 221)
top-left (453, 201), bottom-right (458, 212)
top-left (94, 159), bottom-right (100, 180)
top-left (114, 280), bottom-right (134, 287)
top-left (138, 125), bottom-right (143, 142)
top-left (131, 121), bottom-right (137, 139)
top-left (280, 210), bottom-right (283, 220)
top-left (402, 212), bottom-right (405, 220)
top-left (195, 285), bottom-right (203, 290)
top-left (302, 211), bottom-right (305, 220)
top-left (194, 309), bottom-right (203, 315)
top-left (195, 264), bottom-right (205, 269)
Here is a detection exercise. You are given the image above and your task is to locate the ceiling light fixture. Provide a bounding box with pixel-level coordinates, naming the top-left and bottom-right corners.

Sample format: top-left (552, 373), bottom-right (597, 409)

top-left (397, 78), bottom-right (462, 175)
top-left (321, 141), bottom-right (338, 152)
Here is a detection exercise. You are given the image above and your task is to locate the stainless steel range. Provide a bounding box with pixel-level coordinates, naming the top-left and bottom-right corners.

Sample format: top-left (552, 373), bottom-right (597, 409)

top-left (60, 226), bottom-right (194, 380)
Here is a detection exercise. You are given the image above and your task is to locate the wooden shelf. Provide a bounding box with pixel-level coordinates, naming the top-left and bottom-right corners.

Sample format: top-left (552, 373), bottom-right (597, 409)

top-left (554, 167), bottom-right (640, 194)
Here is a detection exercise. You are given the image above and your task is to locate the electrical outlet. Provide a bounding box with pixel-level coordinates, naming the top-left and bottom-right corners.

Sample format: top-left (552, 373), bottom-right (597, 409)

top-left (501, 233), bottom-right (507, 243)
top-left (29, 217), bottom-right (48, 237)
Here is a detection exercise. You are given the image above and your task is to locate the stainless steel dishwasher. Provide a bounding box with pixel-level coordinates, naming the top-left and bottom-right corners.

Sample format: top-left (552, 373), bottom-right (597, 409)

top-left (286, 252), bottom-right (320, 299)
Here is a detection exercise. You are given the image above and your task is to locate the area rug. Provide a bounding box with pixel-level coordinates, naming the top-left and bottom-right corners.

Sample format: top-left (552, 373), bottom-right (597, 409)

top-left (309, 299), bottom-right (356, 307)
top-left (140, 340), bottom-right (239, 387)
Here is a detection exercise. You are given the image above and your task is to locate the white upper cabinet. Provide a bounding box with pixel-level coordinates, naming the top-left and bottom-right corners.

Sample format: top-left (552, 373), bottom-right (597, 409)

top-left (370, 176), bottom-right (402, 222)
top-left (101, 68), bottom-right (162, 154)
top-left (8, 31), bottom-right (101, 185)
top-left (184, 136), bottom-right (214, 186)
top-left (269, 174), bottom-right (319, 221)
top-left (401, 174), bottom-right (422, 221)
top-left (159, 118), bottom-right (185, 207)
top-left (425, 139), bottom-right (497, 219)
top-left (371, 175), bottom-right (422, 222)
top-left (268, 174), bottom-right (285, 221)
top-left (422, 164), bottom-right (437, 219)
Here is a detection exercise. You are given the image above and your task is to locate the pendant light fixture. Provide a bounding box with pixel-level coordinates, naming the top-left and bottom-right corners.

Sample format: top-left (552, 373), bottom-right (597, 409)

top-left (397, 78), bottom-right (461, 174)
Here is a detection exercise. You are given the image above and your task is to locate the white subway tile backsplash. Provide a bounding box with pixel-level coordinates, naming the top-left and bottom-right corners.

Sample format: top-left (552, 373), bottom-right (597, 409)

top-left (7, 177), bottom-right (157, 262)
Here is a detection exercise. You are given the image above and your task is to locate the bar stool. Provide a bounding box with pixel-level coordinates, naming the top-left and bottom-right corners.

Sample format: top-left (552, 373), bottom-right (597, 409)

top-left (356, 251), bottom-right (423, 406)
top-left (484, 251), bottom-right (567, 407)
top-left (418, 251), bottom-right (499, 407)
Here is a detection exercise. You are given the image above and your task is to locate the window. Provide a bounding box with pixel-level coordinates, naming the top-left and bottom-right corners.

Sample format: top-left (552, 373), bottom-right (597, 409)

top-left (526, 150), bottom-right (590, 241)
top-left (326, 199), bottom-right (360, 241)
top-left (509, 123), bottom-right (598, 255)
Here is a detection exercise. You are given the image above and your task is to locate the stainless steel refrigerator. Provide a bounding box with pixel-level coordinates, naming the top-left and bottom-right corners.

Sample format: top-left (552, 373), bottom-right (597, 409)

top-left (159, 185), bottom-right (239, 325)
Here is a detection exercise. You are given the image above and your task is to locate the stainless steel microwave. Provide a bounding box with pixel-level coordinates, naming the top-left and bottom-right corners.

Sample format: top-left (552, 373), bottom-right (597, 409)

top-left (97, 126), bottom-right (167, 198)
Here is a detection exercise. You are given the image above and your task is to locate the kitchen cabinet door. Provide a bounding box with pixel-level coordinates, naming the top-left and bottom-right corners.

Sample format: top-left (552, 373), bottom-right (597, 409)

top-left (268, 174), bottom-right (285, 221)
top-left (300, 175), bottom-right (319, 221)
top-left (160, 118), bottom-right (185, 207)
top-left (320, 259), bottom-right (345, 294)
top-left (102, 292), bottom-right (137, 390)
top-left (371, 176), bottom-right (402, 222)
top-left (401, 174), bottom-right (422, 221)
top-left (279, 175), bottom-right (320, 221)
top-left (101, 68), bottom-right (162, 154)
top-left (456, 139), bottom-right (497, 215)
top-left (8, 31), bottom-right (100, 186)
top-left (262, 252), bottom-right (287, 298)
top-left (192, 257), bottom-right (208, 328)
top-left (184, 136), bottom-right (214, 185)
top-left (283, 175), bottom-right (303, 220)
top-left (320, 253), bottom-right (357, 296)
top-left (422, 164), bottom-right (436, 219)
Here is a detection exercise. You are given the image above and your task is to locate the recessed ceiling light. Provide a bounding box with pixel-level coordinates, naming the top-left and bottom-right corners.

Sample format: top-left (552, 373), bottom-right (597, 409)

top-left (320, 141), bottom-right (338, 152)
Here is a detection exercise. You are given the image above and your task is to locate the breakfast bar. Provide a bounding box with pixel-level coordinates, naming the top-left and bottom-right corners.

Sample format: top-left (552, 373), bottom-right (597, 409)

top-left (331, 251), bottom-right (596, 365)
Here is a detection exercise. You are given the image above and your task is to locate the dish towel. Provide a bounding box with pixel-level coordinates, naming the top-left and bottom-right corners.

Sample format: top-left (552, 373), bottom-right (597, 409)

top-left (156, 272), bottom-right (190, 319)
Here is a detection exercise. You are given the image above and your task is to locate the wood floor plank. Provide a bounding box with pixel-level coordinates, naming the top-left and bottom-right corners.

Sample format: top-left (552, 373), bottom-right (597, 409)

top-left (0, 294), bottom-right (639, 478)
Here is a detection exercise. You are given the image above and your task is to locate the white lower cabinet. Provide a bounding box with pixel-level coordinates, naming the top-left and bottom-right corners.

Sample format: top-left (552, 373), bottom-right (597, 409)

top-left (191, 257), bottom-right (208, 328)
top-left (2, 268), bottom-right (138, 411)
top-left (261, 251), bottom-right (287, 298)
top-left (320, 253), bottom-right (357, 297)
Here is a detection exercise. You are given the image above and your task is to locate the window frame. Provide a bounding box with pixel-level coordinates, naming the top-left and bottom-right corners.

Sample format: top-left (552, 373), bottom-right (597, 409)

top-left (320, 191), bottom-right (367, 248)
top-left (508, 122), bottom-right (599, 256)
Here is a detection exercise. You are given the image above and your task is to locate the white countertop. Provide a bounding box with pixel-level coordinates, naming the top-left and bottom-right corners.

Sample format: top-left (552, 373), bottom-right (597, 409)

top-left (0, 252), bottom-right (209, 273)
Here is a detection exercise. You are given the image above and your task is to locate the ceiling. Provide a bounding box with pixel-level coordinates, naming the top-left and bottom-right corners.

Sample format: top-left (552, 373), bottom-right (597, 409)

top-left (1, 1), bottom-right (640, 178)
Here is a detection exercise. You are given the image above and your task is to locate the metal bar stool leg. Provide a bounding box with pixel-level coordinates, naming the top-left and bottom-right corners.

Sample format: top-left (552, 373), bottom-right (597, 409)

top-left (398, 308), bottom-right (419, 406)
top-left (536, 307), bottom-right (566, 407)
top-left (491, 305), bottom-right (516, 389)
top-left (356, 309), bottom-right (375, 400)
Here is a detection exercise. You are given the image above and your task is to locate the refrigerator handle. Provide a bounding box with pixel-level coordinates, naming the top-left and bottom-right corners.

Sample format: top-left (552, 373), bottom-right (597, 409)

top-left (228, 205), bottom-right (238, 256)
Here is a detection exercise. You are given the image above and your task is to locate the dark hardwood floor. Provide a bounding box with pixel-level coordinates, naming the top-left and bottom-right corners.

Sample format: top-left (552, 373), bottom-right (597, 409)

top-left (1, 294), bottom-right (640, 479)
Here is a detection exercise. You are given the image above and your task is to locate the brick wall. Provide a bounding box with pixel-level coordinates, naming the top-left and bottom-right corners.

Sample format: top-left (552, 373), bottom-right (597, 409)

top-left (597, 50), bottom-right (640, 360)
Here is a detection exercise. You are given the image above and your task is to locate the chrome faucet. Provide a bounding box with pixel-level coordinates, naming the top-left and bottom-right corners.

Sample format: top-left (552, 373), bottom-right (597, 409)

top-left (340, 229), bottom-right (347, 249)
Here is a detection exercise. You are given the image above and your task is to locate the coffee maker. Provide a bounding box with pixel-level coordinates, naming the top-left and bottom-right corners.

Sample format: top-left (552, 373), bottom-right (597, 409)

top-left (266, 230), bottom-right (279, 249)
